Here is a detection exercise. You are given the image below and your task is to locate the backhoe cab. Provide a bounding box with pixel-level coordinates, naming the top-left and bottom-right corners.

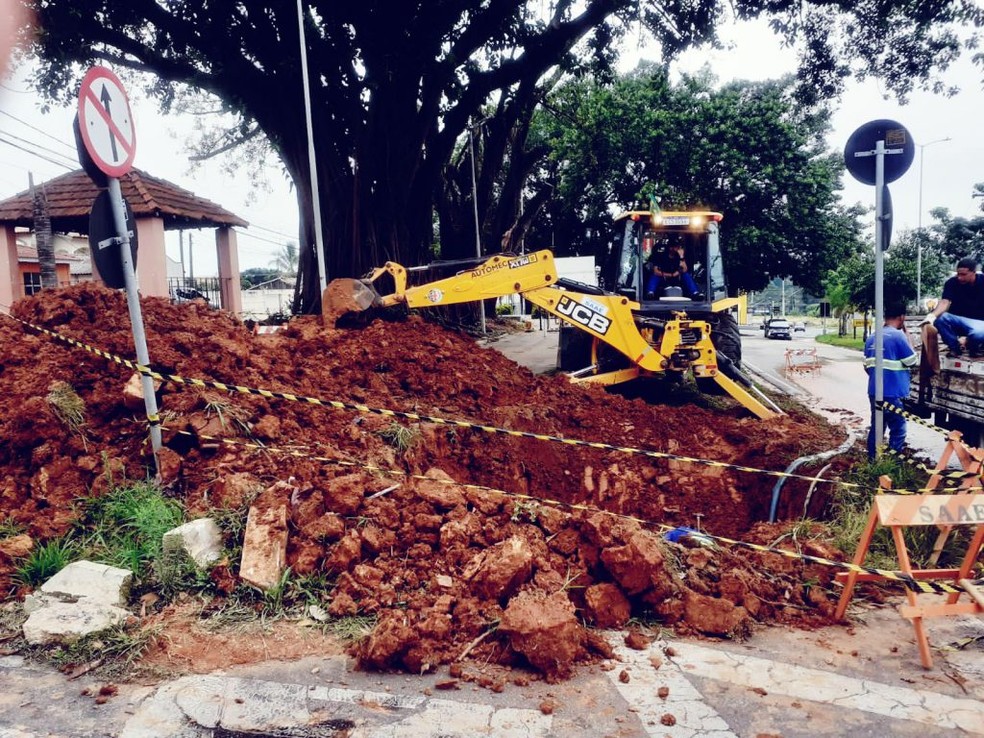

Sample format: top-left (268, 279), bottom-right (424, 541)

top-left (559, 209), bottom-right (744, 381)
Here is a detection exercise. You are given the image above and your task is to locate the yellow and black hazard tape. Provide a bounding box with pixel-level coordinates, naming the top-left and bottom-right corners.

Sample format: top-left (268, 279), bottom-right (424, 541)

top-left (9, 312), bottom-right (976, 497)
top-left (879, 399), bottom-right (981, 449)
top-left (883, 447), bottom-right (981, 489)
top-left (876, 401), bottom-right (984, 484)
top-left (168, 426), bottom-right (974, 596)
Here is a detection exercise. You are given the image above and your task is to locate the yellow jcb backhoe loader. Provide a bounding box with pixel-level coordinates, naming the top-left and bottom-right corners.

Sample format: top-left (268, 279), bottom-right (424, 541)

top-left (324, 210), bottom-right (779, 419)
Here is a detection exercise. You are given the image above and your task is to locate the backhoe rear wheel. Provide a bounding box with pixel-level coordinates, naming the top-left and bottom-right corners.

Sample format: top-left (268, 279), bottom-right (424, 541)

top-left (695, 311), bottom-right (742, 395)
top-left (711, 311), bottom-right (742, 366)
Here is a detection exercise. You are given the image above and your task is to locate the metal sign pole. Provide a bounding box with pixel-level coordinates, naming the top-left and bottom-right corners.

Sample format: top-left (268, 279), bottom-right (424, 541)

top-left (108, 177), bottom-right (162, 455)
top-left (874, 140), bottom-right (885, 456)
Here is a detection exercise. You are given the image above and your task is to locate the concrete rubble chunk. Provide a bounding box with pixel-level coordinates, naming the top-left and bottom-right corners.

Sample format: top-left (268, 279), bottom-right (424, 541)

top-left (162, 518), bottom-right (223, 568)
top-left (22, 600), bottom-right (131, 645)
top-left (239, 503), bottom-right (288, 590)
top-left (40, 560), bottom-right (132, 607)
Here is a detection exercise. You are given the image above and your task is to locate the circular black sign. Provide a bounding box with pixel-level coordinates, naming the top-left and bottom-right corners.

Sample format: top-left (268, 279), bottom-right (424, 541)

top-left (843, 119), bottom-right (914, 186)
top-left (88, 189), bottom-right (138, 289)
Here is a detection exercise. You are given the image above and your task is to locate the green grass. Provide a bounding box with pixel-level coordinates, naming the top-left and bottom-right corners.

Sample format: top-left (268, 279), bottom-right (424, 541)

top-left (815, 333), bottom-right (864, 351)
top-left (14, 538), bottom-right (76, 587)
top-left (325, 615), bottom-right (377, 644)
top-left (828, 454), bottom-right (969, 569)
top-left (0, 518), bottom-right (24, 538)
top-left (75, 481), bottom-right (185, 579)
top-left (45, 623), bottom-right (160, 678)
top-left (377, 422), bottom-right (421, 454)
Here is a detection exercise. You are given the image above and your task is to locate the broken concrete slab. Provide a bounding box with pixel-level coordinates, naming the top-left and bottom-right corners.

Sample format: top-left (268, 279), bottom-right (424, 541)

top-left (40, 560), bottom-right (132, 606)
top-left (22, 600), bottom-right (131, 645)
top-left (239, 504), bottom-right (288, 590)
top-left (162, 518), bottom-right (223, 568)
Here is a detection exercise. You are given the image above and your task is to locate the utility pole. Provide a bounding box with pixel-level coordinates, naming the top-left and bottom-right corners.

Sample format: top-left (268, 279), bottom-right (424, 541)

top-left (468, 119), bottom-right (487, 335)
top-left (916, 136), bottom-right (951, 309)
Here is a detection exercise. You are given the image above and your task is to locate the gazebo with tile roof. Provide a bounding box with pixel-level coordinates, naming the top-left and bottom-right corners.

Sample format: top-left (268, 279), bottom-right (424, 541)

top-left (0, 168), bottom-right (248, 313)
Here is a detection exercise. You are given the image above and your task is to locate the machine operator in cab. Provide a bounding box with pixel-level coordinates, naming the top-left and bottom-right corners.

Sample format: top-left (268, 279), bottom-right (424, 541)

top-left (645, 235), bottom-right (703, 301)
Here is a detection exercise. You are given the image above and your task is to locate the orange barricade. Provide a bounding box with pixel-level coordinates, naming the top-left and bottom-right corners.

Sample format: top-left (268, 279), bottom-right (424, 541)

top-left (784, 348), bottom-right (821, 376)
top-left (834, 477), bottom-right (984, 669)
top-left (922, 430), bottom-right (984, 566)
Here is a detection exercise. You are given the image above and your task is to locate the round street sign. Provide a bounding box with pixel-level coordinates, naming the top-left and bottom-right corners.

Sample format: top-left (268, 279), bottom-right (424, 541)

top-left (843, 119), bottom-right (914, 186)
top-left (88, 189), bottom-right (138, 289)
top-left (77, 66), bottom-right (136, 178)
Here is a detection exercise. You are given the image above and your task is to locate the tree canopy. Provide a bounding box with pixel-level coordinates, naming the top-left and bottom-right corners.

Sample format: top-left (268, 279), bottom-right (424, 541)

top-left (527, 66), bottom-right (863, 293)
top-left (25, 0), bottom-right (984, 312)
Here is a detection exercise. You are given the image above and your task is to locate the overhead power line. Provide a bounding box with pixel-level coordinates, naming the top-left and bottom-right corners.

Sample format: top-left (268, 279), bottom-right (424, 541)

top-left (0, 110), bottom-right (78, 153)
top-left (0, 133), bottom-right (73, 171)
top-left (0, 126), bottom-right (77, 168)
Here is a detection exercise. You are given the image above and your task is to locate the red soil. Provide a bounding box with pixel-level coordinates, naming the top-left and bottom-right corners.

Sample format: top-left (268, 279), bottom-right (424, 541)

top-left (0, 283), bottom-right (848, 680)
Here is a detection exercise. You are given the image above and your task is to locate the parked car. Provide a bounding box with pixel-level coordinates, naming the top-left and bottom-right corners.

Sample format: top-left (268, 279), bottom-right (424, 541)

top-left (793, 321), bottom-right (806, 332)
top-left (766, 318), bottom-right (792, 340)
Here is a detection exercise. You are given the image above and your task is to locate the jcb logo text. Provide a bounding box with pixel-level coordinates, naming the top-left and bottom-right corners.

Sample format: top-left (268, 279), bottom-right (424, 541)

top-left (556, 295), bottom-right (611, 335)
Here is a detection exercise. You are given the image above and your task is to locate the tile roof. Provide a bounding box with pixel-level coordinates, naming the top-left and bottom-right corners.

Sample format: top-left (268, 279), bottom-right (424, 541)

top-left (0, 168), bottom-right (248, 232)
top-left (15, 245), bottom-right (84, 264)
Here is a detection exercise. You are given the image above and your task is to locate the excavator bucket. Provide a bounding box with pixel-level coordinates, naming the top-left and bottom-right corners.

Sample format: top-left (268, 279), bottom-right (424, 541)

top-left (322, 278), bottom-right (380, 326)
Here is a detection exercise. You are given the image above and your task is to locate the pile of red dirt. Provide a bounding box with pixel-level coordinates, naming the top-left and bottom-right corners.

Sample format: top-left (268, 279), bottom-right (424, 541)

top-left (0, 283), bottom-right (849, 680)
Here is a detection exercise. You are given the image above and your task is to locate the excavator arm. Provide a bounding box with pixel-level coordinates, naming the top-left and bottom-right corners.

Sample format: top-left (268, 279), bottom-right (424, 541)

top-left (324, 250), bottom-right (778, 419)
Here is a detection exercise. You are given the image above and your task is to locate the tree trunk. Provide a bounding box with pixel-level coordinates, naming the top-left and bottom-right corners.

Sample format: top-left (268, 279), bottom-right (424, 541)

top-left (31, 177), bottom-right (57, 289)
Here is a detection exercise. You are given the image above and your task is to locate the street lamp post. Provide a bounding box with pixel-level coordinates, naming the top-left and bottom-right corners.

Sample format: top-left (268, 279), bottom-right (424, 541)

top-left (916, 136), bottom-right (951, 310)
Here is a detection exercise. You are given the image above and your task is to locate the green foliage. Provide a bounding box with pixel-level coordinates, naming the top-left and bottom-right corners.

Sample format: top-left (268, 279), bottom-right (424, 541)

top-left (270, 242), bottom-right (299, 276)
top-left (46, 623), bottom-right (159, 678)
top-left (830, 455), bottom-right (966, 570)
top-left (241, 268), bottom-right (279, 289)
top-left (822, 229), bottom-right (950, 314)
top-left (0, 518), bottom-right (24, 538)
top-left (814, 333), bottom-right (864, 351)
top-left (510, 500), bottom-right (540, 523)
top-left (530, 68), bottom-right (864, 293)
top-left (325, 615), bottom-right (377, 645)
top-left (76, 481), bottom-right (184, 579)
top-left (14, 538), bottom-right (75, 587)
top-left (495, 302), bottom-right (515, 316)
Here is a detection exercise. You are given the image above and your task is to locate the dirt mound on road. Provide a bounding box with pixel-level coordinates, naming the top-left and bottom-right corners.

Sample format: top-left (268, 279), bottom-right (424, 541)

top-left (0, 283), bottom-right (846, 680)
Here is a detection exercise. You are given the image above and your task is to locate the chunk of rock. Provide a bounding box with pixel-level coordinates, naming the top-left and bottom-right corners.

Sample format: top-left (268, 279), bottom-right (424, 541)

top-left (463, 535), bottom-right (533, 600)
top-left (683, 590), bottom-right (752, 638)
top-left (40, 560), bottom-right (132, 607)
top-left (499, 589), bottom-right (585, 679)
top-left (415, 468), bottom-right (466, 510)
top-left (358, 610), bottom-right (417, 670)
top-left (122, 372), bottom-right (162, 411)
top-left (600, 531), bottom-right (677, 598)
top-left (0, 533), bottom-right (34, 560)
top-left (239, 504), bottom-right (288, 590)
top-left (162, 518), bottom-right (223, 568)
top-left (22, 600), bottom-right (130, 645)
top-left (582, 582), bottom-right (631, 628)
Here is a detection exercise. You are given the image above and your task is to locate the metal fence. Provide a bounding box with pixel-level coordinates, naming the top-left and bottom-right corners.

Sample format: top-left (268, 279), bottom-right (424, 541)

top-left (167, 277), bottom-right (221, 308)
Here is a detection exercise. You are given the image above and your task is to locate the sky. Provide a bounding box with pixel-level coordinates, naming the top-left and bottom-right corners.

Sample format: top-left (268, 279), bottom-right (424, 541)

top-left (0, 16), bottom-right (980, 277)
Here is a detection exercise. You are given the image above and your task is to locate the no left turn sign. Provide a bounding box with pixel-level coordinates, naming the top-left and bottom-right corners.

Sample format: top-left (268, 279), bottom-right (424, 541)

top-left (77, 66), bottom-right (136, 178)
